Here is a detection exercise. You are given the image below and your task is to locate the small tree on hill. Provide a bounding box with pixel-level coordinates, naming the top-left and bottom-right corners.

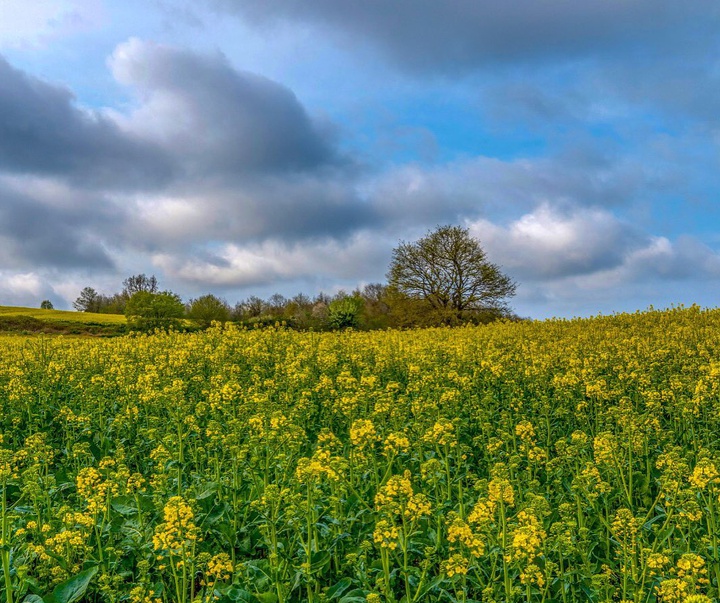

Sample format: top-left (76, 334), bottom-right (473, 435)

top-left (73, 287), bottom-right (101, 312)
top-left (388, 225), bottom-right (516, 324)
top-left (125, 291), bottom-right (185, 332)
top-left (40, 300), bottom-right (54, 310)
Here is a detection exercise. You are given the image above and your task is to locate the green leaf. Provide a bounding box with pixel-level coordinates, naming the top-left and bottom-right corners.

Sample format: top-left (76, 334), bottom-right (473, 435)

top-left (110, 496), bottom-right (137, 516)
top-left (45, 566), bottom-right (98, 603)
top-left (310, 550), bottom-right (330, 570)
top-left (412, 575), bottom-right (444, 600)
top-left (225, 589), bottom-right (261, 603)
top-left (196, 482), bottom-right (218, 500)
top-left (326, 577), bottom-right (353, 599)
top-left (22, 596), bottom-right (44, 603)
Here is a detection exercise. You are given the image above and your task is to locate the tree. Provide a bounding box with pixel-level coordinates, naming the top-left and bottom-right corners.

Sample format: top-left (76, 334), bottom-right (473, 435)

top-left (73, 287), bottom-right (101, 313)
top-left (328, 294), bottom-right (364, 330)
top-left (387, 225), bottom-right (516, 323)
top-left (40, 300), bottom-right (54, 310)
top-left (242, 296), bottom-right (266, 319)
top-left (187, 294), bottom-right (230, 328)
top-left (124, 290), bottom-right (185, 332)
top-left (122, 274), bottom-right (158, 297)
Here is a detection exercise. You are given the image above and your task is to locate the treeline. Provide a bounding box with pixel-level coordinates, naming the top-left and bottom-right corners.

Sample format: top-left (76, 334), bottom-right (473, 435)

top-left (73, 227), bottom-right (522, 331)
top-left (73, 274), bottom-right (516, 332)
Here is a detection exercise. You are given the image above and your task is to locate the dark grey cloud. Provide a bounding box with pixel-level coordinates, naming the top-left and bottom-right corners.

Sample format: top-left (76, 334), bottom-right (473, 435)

top-left (110, 39), bottom-right (338, 176)
top-left (210, 1), bottom-right (720, 73)
top-left (0, 56), bottom-right (175, 190)
top-left (0, 41), bottom-right (362, 280)
top-left (119, 173), bottom-right (376, 251)
top-left (0, 183), bottom-right (117, 269)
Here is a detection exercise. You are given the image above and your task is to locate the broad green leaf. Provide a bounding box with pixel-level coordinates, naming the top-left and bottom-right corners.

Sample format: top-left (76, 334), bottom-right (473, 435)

top-left (326, 577), bottom-right (352, 599)
top-left (45, 566), bottom-right (98, 603)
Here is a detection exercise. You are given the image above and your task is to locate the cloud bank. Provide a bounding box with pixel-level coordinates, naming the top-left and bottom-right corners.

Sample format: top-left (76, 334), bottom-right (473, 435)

top-left (1, 4), bottom-right (719, 317)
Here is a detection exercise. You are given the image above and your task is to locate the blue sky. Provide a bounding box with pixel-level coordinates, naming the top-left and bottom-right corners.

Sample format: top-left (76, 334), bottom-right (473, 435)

top-left (1, 0), bottom-right (720, 318)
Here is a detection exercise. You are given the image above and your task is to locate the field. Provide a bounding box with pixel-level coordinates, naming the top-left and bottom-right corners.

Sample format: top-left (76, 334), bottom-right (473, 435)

top-left (0, 306), bottom-right (718, 603)
top-left (0, 306), bottom-right (126, 337)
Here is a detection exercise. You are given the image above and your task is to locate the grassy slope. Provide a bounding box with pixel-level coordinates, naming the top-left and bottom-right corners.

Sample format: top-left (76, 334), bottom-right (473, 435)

top-left (0, 305), bottom-right (126, 335)
top-left (0, 306), bottom-right (126, 323)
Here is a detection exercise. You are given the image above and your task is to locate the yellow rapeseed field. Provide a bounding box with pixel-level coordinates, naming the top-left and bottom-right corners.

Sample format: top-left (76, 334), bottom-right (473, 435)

top-left (0, 306), bottom-right (718, 603)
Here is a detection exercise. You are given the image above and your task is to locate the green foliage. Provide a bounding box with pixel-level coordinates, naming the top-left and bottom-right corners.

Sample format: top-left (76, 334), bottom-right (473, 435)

top-left (39, 300), bottom-right (54, 310)
top-left (328, 295), bottom-right (364, 330)
top-left (124, 290), bottom-right (185, 332)
top-left (0, 306), bottom-right (126, 336)
top-left (44, 566), bottom-right (98, 603)
top-left (187, 294), bottom-right (230, 328)
top-left (73, 287), bottom-right (101, 313)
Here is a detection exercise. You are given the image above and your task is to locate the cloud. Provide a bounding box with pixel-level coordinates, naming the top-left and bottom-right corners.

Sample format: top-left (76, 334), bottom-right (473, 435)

top-left (0, 0), bottom-right (103, 50)
top-left (108, 38), bottom-right (338, 176)
top-left (152, 230), bottom-right (391, 288)
top-left (210, 1), bottom-right (720, 73)
top-left (0, 177), bottom-right (117, 269)
top-left (1, 30), bottom-right (717, 318)
top-left (0, 55), bottom-right (174, 190)
top-left (469, 205), bottom-right (720, 285)
top-left (0, 41), bottom-right (365, 275)
top-left (469, 205), bottom-right (643, 280)
top-left (367, 149), bottom-right (665, 227)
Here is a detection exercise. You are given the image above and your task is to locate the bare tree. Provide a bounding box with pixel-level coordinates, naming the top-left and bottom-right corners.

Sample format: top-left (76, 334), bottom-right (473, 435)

top-left (387, 225), bottom-right (516, 322)
top-left (122, 274), bottom-right (158, 297)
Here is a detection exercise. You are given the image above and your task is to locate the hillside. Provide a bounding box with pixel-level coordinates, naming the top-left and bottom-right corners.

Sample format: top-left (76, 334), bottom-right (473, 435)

top-left (0, 305), bottom-right (126, 335)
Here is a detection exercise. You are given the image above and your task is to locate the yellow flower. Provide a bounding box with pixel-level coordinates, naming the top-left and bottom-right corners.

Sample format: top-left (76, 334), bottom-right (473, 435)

top-left (520, 563), bottom-right (545, 588)
top-left (373, 520), bottom-right (399, 550)
top-left (515, 420), bottom-right (536, 442)
top-left (488, 477), bottom-right (515, 506)
top-left (656, 578), bottom-right (689, 603)
top-left (383, 432), bottom-right (410, 456)
top-left (350, 419), bottom-right (378, 449)
top-left (511, 510), bottom-right (546, 562)
top-left (611, 508), bottom-right (639, 544)
top-left (683, 595), bottom-right (712, 603)
top-left (295, 448), bottom-right (341, 483)
top-left (423, 419), bottom-right (456, 447)
top-left (688, 459), bottom-right (719, 490)
top-left (152, 497), bottom-right (199, 557)
top-left (206, 553), bottom-right (234, 582)
top-left (446, 516), bottom-right (485, 557)
top-left (443, 553), bottom-right (468, 578)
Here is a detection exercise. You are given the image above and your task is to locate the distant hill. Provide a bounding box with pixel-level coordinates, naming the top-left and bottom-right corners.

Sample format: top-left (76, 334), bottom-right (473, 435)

top-left (0, 305), bottom-right (126, 336)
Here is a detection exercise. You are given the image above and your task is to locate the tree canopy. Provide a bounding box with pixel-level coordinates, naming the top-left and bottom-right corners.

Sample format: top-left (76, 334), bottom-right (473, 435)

top-left (124, 291), bottom-right (185, 332)
top-left (387, 225), bottom-right (516, 323)
top-left (187, 294), bottom-right (230, 327)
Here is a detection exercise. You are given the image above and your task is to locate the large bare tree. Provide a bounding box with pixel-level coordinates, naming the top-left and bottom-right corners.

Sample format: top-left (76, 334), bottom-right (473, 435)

top-left (387, 225), bottom-right (516, 322)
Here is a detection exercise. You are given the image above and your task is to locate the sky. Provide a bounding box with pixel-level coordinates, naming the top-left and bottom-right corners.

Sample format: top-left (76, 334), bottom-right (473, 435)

top-left (1, 1), bottom-right (720, 319)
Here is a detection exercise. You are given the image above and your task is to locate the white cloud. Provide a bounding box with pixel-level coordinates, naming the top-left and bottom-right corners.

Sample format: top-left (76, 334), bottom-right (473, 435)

top-left (153, 231), bottom-right (391, 288)
top-left (5, 272), bottom-right (42, 296)
top-left (468, 204), bottom-right (640, 279)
